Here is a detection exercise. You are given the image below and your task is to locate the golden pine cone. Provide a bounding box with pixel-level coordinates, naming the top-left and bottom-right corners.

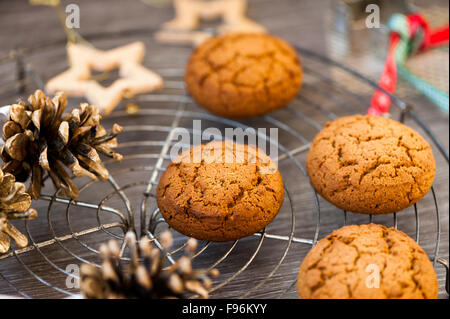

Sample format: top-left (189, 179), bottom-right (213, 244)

top-left (1, 90), bottom-right (123, 199)
top-left (0, 167), bottom-right (37, 254)
top-left (80, 231), bottom-right (219, 299)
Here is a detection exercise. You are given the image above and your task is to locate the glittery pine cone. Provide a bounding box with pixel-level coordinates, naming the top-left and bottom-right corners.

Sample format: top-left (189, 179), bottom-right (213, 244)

top-left (80, 231), bottom-right (219, 299)
top-left (1, 90), bottom-right (123, 199)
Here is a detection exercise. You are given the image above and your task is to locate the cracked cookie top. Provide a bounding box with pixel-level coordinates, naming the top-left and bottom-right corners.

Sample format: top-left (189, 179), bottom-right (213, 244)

top-left (306, 115), bottom-right (436, 214)
top-left (297, 224), bottom-right (438, 299)
top-left (156, 141), bottom-right (284, 242)
top-left (185, 33), bottom-right (303, 118)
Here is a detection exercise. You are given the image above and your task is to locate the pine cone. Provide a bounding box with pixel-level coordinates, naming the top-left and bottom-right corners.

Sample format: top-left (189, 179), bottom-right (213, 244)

top-left (80, 231), bottom-right (219, 299)
top-left (0, 167), bottom-right (37, 254)
top-left (1, 90), bottom-right (123, 199)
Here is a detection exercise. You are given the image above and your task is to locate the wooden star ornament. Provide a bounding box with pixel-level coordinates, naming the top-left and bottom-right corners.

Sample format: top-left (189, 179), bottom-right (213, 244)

top-left (45, 42), bottom-right (163, 115)
top-left (155, 0), bottom-right (266, 46)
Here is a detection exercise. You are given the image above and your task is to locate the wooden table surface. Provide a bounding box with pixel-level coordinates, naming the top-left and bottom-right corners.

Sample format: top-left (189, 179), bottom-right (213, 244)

top-left (0, 0), bottom-right (448, 299)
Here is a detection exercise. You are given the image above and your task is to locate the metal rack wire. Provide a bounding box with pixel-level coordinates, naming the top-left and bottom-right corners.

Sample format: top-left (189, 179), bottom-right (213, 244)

top-left (0, 29), bottom-right (448, 298)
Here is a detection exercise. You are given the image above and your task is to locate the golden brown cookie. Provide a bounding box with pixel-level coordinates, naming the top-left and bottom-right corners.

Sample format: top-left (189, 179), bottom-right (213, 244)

top-left (156, 141), bottom-right (284, 241)
top-left (306, 115), bottom-right (435, 214)
top-left (184, 33), bottom-right (303, 118)
top-left (297, 224), bottom-right (438, 299)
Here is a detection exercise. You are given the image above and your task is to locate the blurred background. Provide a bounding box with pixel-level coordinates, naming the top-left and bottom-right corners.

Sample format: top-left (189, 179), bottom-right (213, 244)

top-left (1, 0), bottom-right (448, 100)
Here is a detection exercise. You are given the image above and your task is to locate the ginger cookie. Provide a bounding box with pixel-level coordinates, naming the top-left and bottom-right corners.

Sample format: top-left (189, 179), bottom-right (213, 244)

top-left (156, 141), bottom-right (284, 241)
top-left (306, 115), bottom-right (435, 214)
top-left (297, 224), bottom-right (438, 299)
top-left (184, 33), bottom-right (303, 118)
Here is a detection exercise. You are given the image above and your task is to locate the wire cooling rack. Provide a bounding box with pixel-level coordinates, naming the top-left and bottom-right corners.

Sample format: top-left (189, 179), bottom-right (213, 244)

top-left (0, 29), bottom-right (448, 299)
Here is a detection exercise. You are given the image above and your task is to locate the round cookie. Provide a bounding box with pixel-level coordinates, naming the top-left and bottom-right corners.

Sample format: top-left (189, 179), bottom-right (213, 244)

top-left (185, 33), bottom-right (303, 118)
top-left (297, 224), bottom-right (438, 299)
top-left (156, 141), bottom-right (284, 242)
top-left (306, 115), bottom-right (435, 214)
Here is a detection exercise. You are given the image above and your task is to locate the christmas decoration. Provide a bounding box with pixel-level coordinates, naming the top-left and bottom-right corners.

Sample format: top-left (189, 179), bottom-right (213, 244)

top-left (1, 90), bottom-right (123, 199)
top-left (368, 13), bottom-right (449, 116)
top-left (45, 42), bottom-right (163, 115)
top-left (80, 231), bottom-right (219, 299)
top-left (155, 0), bottom-right (266, 46)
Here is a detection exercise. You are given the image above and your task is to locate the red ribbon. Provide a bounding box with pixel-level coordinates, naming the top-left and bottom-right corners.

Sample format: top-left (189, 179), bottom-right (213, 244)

top-left (368, 14), bottom-right (449, 116)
